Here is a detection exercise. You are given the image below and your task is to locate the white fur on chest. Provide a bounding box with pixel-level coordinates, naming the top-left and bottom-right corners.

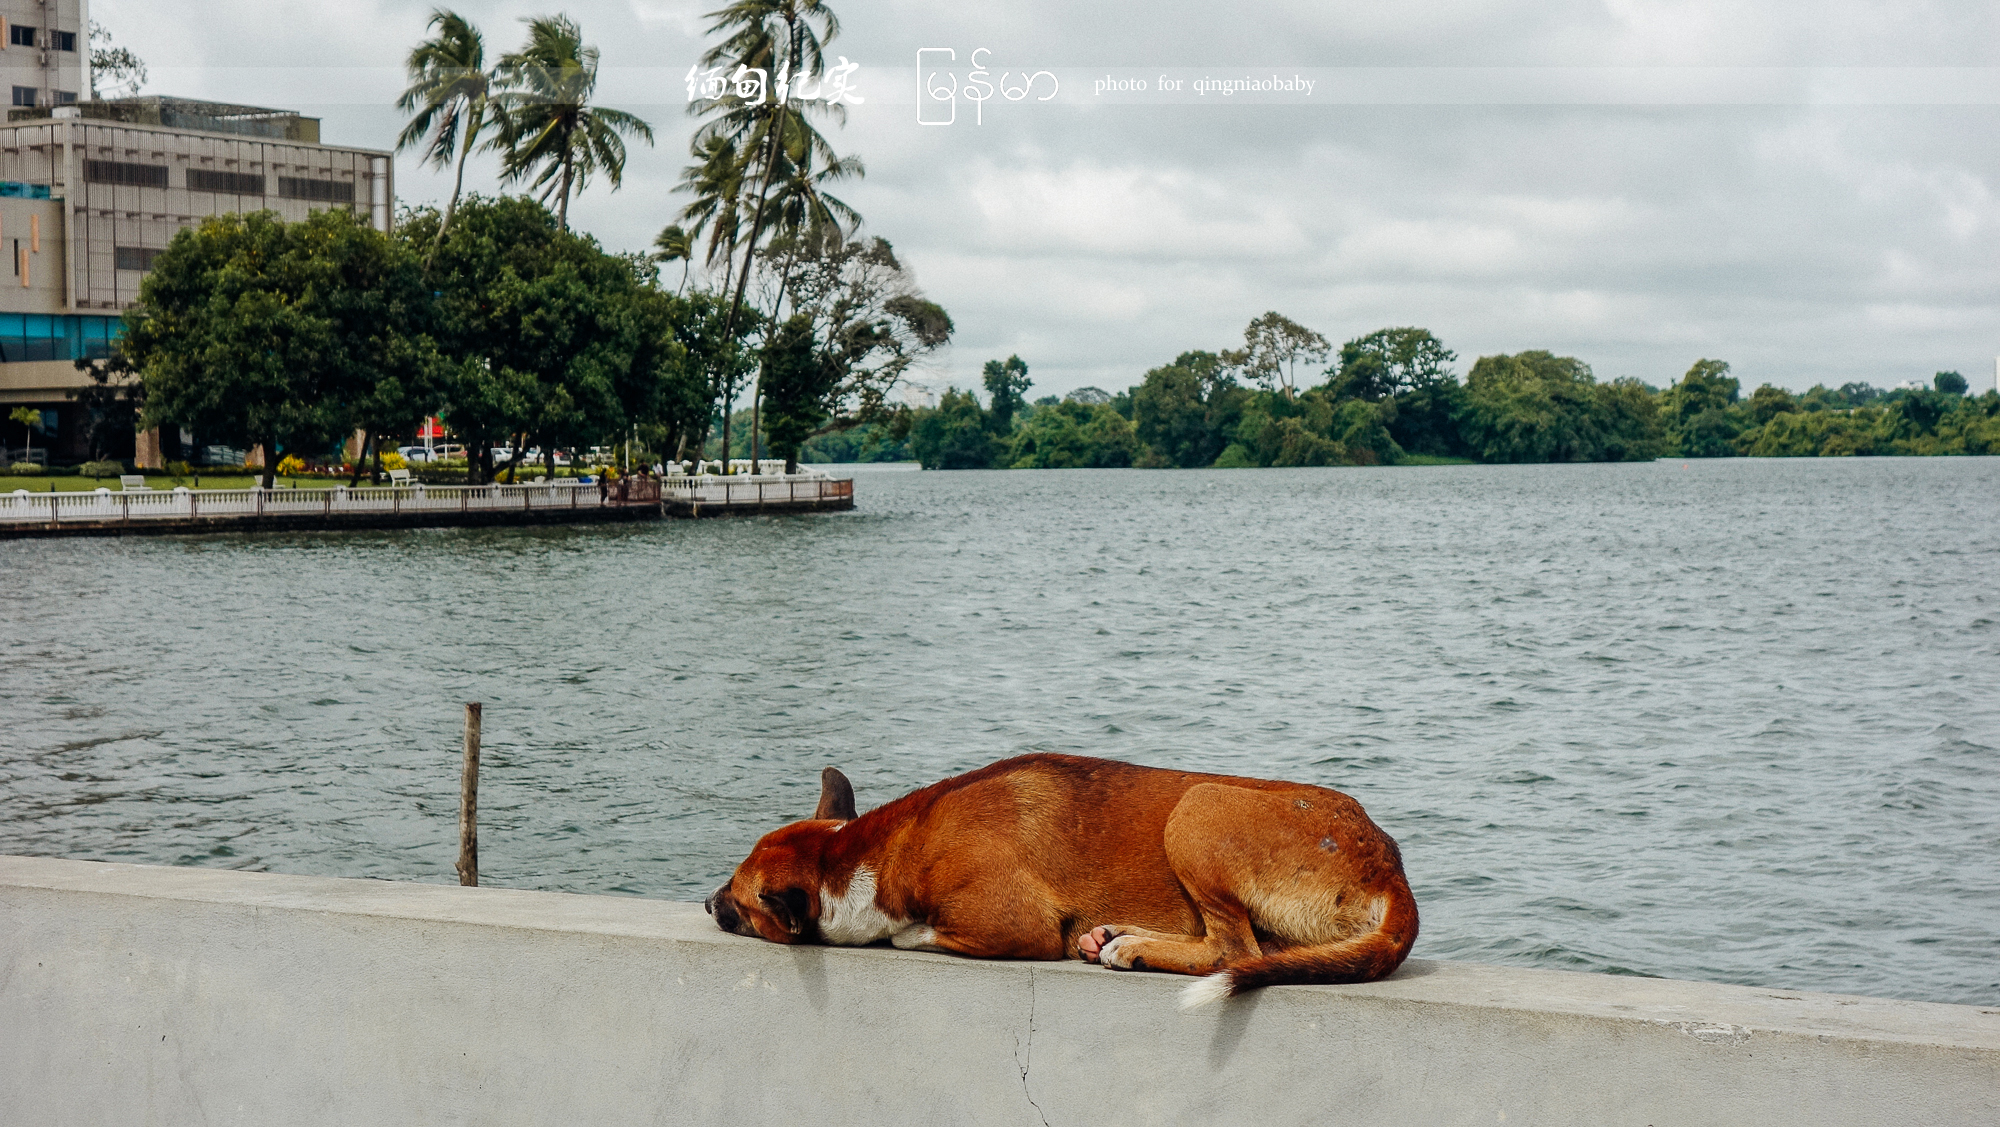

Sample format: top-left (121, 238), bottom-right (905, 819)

top-left (817, 867), bottom-right (905, 946)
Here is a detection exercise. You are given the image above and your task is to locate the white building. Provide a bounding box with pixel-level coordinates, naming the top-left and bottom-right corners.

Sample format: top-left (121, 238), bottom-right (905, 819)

top-left (0, 0), bottom-right (393, 465)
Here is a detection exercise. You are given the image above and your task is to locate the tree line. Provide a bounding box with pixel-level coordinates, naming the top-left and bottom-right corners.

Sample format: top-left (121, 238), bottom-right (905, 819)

top-left (76, 2), bottom-right (952, 485)
top-left (905, 313), bottom-right (2000, 469)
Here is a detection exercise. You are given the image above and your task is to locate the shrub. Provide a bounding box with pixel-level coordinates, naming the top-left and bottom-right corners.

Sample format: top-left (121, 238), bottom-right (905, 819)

top-left (276, 454), bottom-right (308, 476)
top-left (1211, 443), bottom-right (1256, 468)
top-left (379, 451), bottom-right (408, 471)
top-left (8, 462), bottom-right (44, 475)
top-left (79, 459), bottom-right (124, 479)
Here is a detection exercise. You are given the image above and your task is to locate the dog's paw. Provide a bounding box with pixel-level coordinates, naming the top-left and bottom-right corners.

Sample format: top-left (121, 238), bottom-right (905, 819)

top-left (1099, 933), bottom-right (1146, 971)
top-left (1080, 924), bottom-right (1122, 964)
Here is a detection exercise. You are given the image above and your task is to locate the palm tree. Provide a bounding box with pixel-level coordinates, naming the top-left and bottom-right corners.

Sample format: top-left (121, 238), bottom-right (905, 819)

top-left (690, 0), bottom-right (853, 472)
top-left (395, 10), bottom-right (497, 259)
top-left (652, 224), bottom-right (696, 296)
top-left (675, 134), bottom-right (750, 289)
top-left (763, 118), bottom-right (863, 254)
top-left (9, 406), bottom-right (41, 465)
top-left (493, 15), bottom-right (654, 230)
top-left (689, 0), bottom-right (848, 337)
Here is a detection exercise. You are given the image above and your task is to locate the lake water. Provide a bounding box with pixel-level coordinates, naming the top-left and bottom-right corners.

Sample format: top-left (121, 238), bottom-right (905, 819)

top-left (3, 458), bottom-right (1997, 1006)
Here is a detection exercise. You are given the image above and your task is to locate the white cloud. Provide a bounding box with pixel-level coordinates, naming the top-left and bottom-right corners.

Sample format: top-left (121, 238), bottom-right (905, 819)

top-left (88, 0), bottom-right (2000, 395)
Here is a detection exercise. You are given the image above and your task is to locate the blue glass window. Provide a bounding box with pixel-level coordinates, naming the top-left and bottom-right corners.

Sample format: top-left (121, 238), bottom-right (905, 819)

top-left (0, 314), bottom-right (128, 362)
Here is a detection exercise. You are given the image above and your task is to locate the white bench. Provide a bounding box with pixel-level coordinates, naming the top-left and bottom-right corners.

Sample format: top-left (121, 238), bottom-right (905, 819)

top-left (386, 468), bottom-right (413, 487)
top-left (119, 475), bottom-right (150, 492)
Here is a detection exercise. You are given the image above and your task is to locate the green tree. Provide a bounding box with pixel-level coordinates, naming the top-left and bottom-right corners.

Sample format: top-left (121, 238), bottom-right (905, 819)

top-left (1661, 358), bottom-right (1742, 457)
top-left (493, 15), bottom-right (654, 230)
top-left (1005, 400), bottom-right (1140, 468)
top-left (797, 418), bottom-right (908, 462)
top-left (1330, 327), bottom-right (1456, 401)
top-left (88, 21), bottom-right (147, 99)
top-left (1132, 351), bottom-right (1237, 467)
top-left (1738, 409), bottom-right (1884, 456)
top-left (68, 349), bottom-right (144, 461)
top-left (8, 406), bottom-right (44, 463)
top-left (676, 134), bottom-right (751, 289)
top-left (313, 219), bottom-right (448, 484)
top-left (689, 0), bottom-right (854, 380)
top-left (982, 355), bottom-right (1031, 435)
top-left (1459, 351), bottom-right (1659, 464)
top-left (1594, 378), bottom-right (1665, 462)
top-left (1889, 388), bottom-right (1953, 436)
top-left (1330, 327), bottom-right (1464, 457)
top-left (670, 287), bottom-right (758, 461)
top-left (125, 210), bottom-right (431, 488)
top-left (1935, 370), bottom-right (1968, 395)
top-left (1225, 387), bottom-right (1402, 467)
top-left (1835, 381), bottom-right (1884, 408)
top-left (652, 223), bottom-right (696, 296)
top-left (396, 10), bottom-right (498, 261)
top-left (1744, 383), bottom-right (1799, 425)
top-left (1223, 312), bottom-right (1328, 401)
top-left (909, 388), bottom-right (999, 469)
top-left (403, 195), bottom-right (692, 482)
top-left (759, 313), bottom-right (833, 470)
top-left (765, 234), bottom-right (951, 460)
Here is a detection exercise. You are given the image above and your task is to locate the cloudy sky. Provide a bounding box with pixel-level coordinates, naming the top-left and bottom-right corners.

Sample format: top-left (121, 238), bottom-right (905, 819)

top-left (95, 0), bottom-right (2000, 398)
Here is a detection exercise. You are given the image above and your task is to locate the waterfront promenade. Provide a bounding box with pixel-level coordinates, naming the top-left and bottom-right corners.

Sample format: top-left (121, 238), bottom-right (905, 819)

top-left (0, 474), bottom-right (854, 537)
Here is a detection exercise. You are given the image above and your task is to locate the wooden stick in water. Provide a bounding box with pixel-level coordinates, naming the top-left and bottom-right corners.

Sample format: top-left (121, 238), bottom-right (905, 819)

top-left (457, 702), bottom-right (481, 887)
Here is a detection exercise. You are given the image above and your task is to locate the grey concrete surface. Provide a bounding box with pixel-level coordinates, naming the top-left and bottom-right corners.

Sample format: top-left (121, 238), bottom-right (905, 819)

top-left (3, 854), bottom-right (1995, 1125)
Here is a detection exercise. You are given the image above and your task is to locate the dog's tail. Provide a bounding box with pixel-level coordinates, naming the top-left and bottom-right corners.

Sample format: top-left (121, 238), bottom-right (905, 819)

top-left (1178, 881), bottom-right (1419, 1011)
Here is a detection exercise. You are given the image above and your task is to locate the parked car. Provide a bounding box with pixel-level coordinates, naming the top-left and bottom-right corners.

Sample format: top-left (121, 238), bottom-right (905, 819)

top-left (398, 446), bottom-right (433, 463)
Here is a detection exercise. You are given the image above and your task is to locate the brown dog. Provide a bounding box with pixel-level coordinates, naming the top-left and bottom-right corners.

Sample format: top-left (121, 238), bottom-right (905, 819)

top-left (704, 753), bottom-right (1418, 1008)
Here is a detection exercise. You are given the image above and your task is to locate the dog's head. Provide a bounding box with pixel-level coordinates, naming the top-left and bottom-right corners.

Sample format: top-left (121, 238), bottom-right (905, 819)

top-left (705, 766), bottom-right (858, 942)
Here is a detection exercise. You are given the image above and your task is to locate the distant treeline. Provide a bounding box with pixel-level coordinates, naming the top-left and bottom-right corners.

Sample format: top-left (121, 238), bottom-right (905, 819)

top-left (889, 316), bottom-right (2000, 469)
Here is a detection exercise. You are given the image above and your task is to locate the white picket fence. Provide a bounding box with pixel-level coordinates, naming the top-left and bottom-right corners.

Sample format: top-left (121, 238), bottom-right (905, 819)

top-left (662, 475), bottom-right (853, 507)
top-left (0, 475), bottom-right (850, 526)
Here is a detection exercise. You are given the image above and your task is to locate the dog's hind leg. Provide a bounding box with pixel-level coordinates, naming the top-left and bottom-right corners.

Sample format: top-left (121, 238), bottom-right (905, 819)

top-left (1094, 781), bottom-right (1377, 977)
top-left (1092, 910), bottom-right (1259, 974)
top-left (1088, 786), bottom-right (1274, 973)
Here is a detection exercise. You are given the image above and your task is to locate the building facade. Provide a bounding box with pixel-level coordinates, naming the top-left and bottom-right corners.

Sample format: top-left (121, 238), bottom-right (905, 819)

top-left (0, 32), bottom-right (394, 465)
top-left (0, 0), bottom-right (87, 113)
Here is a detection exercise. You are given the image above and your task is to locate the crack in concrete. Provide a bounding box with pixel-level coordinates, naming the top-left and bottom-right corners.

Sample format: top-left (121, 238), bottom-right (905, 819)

top-left (1014, 967), bottom-right (1053, 1127)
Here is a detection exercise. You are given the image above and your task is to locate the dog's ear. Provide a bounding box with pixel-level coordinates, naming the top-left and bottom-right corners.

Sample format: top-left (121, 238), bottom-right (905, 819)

top-left (813, 766), bottom-right (857, 821)
top-left (759, 887), bottom-right (813, 936)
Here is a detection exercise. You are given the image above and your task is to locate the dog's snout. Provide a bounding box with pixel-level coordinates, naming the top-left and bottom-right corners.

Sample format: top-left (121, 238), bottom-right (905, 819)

top-left (706, 885), bottom-right (740, 932)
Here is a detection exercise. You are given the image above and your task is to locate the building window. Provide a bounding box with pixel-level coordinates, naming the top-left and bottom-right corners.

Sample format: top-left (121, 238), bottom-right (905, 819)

top-left (0, 313), bottom-right (61, 362)
top-left (11, 86), bottom-right (35, 108)
top-left (0, 314), bottom-right (127, 364)
top-left (80, 314), bottom-right (122, 359)
top-left (114, 246), bottom-right (164, 273)
top-left (83, 160), bottom-right (169, 188)
top-left (54, 90), bottom-right (75, 105)
top-left (186, 169), bottom-right (265, 195)
top-left (50, 29), bottom-right (75, 52)
top-left (8, 25), bottom-right (34, 47)
top-left (277, 176), bottom-right (356, 203)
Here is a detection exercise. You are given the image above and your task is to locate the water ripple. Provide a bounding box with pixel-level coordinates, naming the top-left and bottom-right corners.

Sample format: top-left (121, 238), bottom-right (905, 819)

top-left (2, 458), bottom-right (1998, 1005)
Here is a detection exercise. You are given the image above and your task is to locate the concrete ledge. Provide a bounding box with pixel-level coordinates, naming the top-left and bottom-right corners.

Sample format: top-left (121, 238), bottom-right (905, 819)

top-left (3, 855), bottom-right (1994, 1125)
